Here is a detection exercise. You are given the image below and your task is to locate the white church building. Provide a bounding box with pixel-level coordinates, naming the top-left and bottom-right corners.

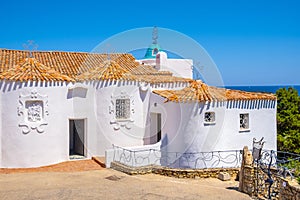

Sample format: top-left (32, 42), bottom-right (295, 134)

top-left (138, 40), bottom-right (193, 79)
top-left (0, 45), bottom-right (276, 168)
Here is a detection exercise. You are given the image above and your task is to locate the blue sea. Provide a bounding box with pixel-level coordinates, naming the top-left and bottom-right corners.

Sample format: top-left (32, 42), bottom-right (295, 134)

top-left (224, 85), bottom-right (300, 94)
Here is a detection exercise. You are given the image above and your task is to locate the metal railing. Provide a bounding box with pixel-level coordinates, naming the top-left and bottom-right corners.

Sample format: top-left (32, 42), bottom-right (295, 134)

top-left (257, 150), bottom-right (300, 179)
top-left (112, 145), bottom-right (243, 169)
top-left (254, 150), bottom-right (300, 199)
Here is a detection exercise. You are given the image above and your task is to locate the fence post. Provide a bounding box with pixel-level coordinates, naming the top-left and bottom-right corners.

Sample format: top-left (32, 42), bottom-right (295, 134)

top-left (239, 146), bottom-right (255, 196)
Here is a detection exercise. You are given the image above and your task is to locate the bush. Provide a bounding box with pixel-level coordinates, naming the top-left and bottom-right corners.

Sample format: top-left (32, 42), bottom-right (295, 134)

top-left (284, 159), bottom-right (300, 177)
top-left (276, 87), bottom-right (300, 153)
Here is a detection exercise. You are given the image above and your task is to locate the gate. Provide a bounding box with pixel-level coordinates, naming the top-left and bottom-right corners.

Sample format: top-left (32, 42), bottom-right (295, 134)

top-left (252, 138), bottom-right (299, 199)
top-left (254, 150), bottom-right (280, 199)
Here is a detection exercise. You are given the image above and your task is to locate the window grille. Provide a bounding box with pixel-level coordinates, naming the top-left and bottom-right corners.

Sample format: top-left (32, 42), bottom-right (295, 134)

top-left (240, 113), bottom-right (249, 130)
top-left (204, 112), bottom-right (215, 123)
top-left (115, 99), bottom-right (130, 120)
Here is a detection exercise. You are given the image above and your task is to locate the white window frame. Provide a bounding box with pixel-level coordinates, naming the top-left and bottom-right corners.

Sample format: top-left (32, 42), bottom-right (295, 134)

top-left (204, 111), bottom-right (216, 125)
top-left (239, 113), bottom-right (250, 132)
top-left (109, 91), bottom-right (135, 130)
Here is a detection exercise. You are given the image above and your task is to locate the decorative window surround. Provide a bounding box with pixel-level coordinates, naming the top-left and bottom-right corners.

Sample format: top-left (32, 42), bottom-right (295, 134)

top-left (204, 112), bottom-right (216, 125)
top-left (239, 113), bottom-right (250, 132)
top-left (109, 91), bottom-right (135, 130)
top-left (17, 90), bottom-right (49, 134)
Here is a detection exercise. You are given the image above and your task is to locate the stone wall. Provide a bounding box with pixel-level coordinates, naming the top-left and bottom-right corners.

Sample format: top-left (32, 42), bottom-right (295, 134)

top-left (110, 161), bottom-right (239, 179)
top-left (241, 167), bottom-right (300, 200)
top-left (239, 165), bottom-right (255, 196)
top-left (152, 166), bottom-right (239, 179)
top-left (278, 178), bottom-right (300, 200)
top-left (110, 162), bottom-right (154, 175)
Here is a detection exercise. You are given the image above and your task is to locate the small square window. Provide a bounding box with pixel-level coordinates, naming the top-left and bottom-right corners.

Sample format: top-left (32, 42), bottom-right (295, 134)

top-left (204, 112), bottom-right (215, 124)
top-left (240, 113), bottom-right (249, 130)
top-left (115, 99), bottom-right (130, 120)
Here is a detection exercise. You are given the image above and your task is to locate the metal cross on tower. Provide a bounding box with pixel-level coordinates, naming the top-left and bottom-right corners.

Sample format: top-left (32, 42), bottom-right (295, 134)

top-left (152, 26), bottom-right (158, 44)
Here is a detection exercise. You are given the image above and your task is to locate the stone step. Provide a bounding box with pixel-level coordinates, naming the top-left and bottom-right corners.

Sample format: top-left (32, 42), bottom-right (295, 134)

top-left (92, 156), bottom-right (106, 168)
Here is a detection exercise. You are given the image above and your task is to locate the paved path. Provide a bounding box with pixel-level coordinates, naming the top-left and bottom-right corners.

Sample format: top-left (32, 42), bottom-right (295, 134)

top-left (0, 169), bottom-right (251, 200)
top-left (0, 159), bottom-right (103, 173)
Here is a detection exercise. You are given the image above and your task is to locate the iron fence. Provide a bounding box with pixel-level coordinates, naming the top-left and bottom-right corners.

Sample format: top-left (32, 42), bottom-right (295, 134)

top-left (254, 150), bottom-right (300, 199)
top-left (257, 150), bottom-right (300, 178)
top-left (112, 145), bottom-right (243, 169)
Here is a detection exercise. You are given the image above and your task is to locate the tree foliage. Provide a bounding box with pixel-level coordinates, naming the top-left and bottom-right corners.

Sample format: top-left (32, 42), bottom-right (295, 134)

top-left (276, 87), bottom-right (300, 153)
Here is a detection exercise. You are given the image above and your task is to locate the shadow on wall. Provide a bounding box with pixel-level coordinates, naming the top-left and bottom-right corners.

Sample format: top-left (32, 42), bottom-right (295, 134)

top-left (226, 100), bottom-right (276, 109)
top-left (160, 134), bottom-right (168, 166)
top-left (0, 81), bottom-right (68, 93)
top-left (67, 87), bottom-right (88, 99)
top-left (195, 100), bottom-right (276, 112)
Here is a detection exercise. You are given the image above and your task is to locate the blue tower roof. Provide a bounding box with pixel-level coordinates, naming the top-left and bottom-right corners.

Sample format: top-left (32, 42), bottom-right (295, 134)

top-left (144, 27), bottom-right (162, 59)
top-left (144, 43), bottom-right (162, 59)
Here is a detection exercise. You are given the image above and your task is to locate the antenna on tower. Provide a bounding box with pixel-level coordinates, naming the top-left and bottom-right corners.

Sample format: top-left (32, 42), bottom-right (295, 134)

top-left (23, 40), bottom-right (38, 58)
top-left (152, 26), bottom-right (158, 44)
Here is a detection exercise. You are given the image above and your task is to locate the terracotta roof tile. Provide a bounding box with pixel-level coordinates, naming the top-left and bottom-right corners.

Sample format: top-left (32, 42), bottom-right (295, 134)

top-left (77, 60), bottom-right (137, 81)
top-left (77, 60), bottom-right (191, 83)
top-left (0, 49), bottom-right (185, 83)
top-left (153, 80), bottom-right (276, 102)
top-left (0, 50), bottom-right (278, 101)
top-left (0, 57), bottom-right (74, 82)
top-left (0, 49), bottom-right (139, 79)
top-left (139, 75), bottom-right (192, 84)
top-left (130, 65), bottom-right (173, 76)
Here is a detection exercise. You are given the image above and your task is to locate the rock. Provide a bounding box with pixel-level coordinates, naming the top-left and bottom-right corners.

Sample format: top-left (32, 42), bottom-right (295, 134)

top-left (218, 172), bottom-right (231, 181)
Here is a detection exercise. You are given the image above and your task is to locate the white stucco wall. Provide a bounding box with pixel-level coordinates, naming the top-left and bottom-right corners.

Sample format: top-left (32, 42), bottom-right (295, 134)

top-left (144, 93), bottom-right (167, 145)
top-left (0, 81), bottom-right (75, 168)
top-left (94, 80), bottom-right (152, 156)
top-left (213, 100), bottom-right (277, 151)
top-left (150, 93), bottom-right (277, 168)
top-left (105, 142), bottom-right (162, 168)
top-left (0, 79), bottom-right (157, 168)
top-left (67, 82), bottom-right (98, 158)
top-left (0, 77), bottom-right (276, 169)
top-left (0, 78), bottom-right (183, 168)
top-left (138, 59), bottom-right (155, 67)
top-left (138, 52), bottom-right (193, 79)
top-left (165, 59), bottom-right (193, 79)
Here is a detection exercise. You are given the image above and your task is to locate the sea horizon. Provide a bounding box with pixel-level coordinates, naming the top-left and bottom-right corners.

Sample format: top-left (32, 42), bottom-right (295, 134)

top-left (224, 85), bottom-right (300, 94)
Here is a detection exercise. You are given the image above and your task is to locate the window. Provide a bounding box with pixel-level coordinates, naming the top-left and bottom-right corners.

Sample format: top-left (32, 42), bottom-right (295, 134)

top-left (115, 99), bottom-right (130, 120)
top-left (204, 112), bottom-right (215, 124)
top-left (152, 48), bottom-right (158, 55)
top-left (240, 113), bottom-right (249, 130)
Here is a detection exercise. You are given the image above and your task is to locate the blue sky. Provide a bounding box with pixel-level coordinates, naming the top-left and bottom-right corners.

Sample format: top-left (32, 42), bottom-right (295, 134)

top-left (0, 0), bottom-right (299, 86)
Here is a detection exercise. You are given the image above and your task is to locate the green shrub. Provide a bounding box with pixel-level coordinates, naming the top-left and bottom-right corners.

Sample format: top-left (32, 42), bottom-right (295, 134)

top-left (279, 159), bottom-right (300, 180)
top-left (276, 87), bottom-right (300, 154)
